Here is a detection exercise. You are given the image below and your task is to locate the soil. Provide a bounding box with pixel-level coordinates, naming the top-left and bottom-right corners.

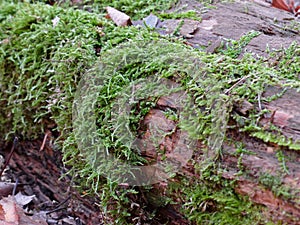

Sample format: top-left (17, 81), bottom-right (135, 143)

top-left (0, 138), bottom-right (107, 224)
top-left (1, 0), bottom-right (300, 224)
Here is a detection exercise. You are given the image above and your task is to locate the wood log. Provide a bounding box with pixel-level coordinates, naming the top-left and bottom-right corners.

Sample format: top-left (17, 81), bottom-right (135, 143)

top-left (138, 85), bottom-right (300, 224)
top-left (136, 0), bottom-right (300, 222)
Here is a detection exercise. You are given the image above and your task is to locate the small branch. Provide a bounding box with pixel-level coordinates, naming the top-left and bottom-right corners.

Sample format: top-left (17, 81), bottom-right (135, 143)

top-left (0, 137), bottom-right (18, 178)
top-left (225, 75), bottom-right (251, 95)
top-left (40, 130), bottom-right (51, 151)
top-left (258, 92), bottom-right (262, 111)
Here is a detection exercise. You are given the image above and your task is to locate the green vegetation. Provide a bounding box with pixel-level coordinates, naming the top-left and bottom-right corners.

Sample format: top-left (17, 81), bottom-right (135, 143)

top-left (220, 30), bottom-right (261, 58)
top-left (38, 0), bottom-right (178, 20)
top-left (159, 10), bottom-right (201, 20)
top-left (258, 173), bottom-right (292, 200)
top-left (1, 0), bottom-right (300, 224)
top-left (181, 180), bottom-right (267, 224)
top-left (0, 1), bottom-right (100, 139)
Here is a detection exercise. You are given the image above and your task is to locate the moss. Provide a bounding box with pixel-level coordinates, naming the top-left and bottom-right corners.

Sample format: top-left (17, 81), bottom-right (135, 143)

top-left (220, 30), bottom-right (261, 58)
top-left (38, 0), bottom-right (178, 20)
top-left (0, 1), bottom-right (101, 139)
top-left (181, 182), bottom-right (267, 225)
top-left (1, 1), bottom-right (300, 224)
top-left (258, 173), bottom-right (295, 201)
top-left (159, 10), bottom-right (201, 20)
top-left (168, 164), bottom-right (269, 225)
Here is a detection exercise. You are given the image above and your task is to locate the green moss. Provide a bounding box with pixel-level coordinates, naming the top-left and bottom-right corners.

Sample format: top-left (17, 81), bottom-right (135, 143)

top-left (251, 131), bottom-right (300, 150)
top-left (40, 0), bottom-right (178, 20)
top-left (1, 1), bottom-right (300, 224)
top-left (0, 1), bottom-right (102, 139)
top-left (168, 167), bottom-right (269, 225)
top-left (258, 173), bottom-right (294, 201)
top-left (68, 36), bottom-right (299, 222)
top-left (220, 30), bottom-right (261, 58)
top-left (159, 10), bottom-right (201, 21)
top-left (182, 184), bottom-right (266, 224)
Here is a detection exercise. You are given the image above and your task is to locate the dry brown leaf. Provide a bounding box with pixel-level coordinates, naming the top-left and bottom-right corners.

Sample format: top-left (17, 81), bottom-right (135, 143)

top-left (14, 192), bottom-right (35, 206)
top-left (0, 196), bottom-right (47, 225)
top-left (272, 0), bottom-right (300, 15)
top-left (0, 196), bottom-right (19, 224)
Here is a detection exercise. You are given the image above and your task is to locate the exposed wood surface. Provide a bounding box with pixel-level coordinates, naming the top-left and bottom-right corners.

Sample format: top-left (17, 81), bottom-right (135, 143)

top-left (139, 1), bottom-right (300, 223)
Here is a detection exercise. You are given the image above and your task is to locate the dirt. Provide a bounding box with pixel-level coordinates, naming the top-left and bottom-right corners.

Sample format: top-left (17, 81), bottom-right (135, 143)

top-left (1, 138), bottom-right (107, 224)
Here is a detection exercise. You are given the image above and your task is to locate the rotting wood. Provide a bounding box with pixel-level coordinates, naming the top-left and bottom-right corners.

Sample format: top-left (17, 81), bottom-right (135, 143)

top-left (139, 84), bottom-right (300, 223)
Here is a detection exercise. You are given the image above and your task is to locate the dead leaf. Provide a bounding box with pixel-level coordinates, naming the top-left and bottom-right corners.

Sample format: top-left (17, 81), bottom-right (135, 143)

top-left (0, 196), bottom-right (17, 223)
top-left (106, 6), bottom-right (132, 26)
top-left (14, 192), bottom-right (35, 206)
top-left (272, 0), bottom-right (292, 12)
top-left (0, 196), bottom-right (47, 225)
top-left (272, 0), bottom-right (300, 15)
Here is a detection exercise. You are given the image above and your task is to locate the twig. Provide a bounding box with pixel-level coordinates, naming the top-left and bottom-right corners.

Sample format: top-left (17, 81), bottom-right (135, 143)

top-left (225, 75), bottom-right (251, 95)
top-left (53, 196), bottom-right (71, 209)
top-left (40, 130), bottom-right (51, 151)
top-left (43, 196), bottom-right (71, 215)
top-left (258, 92), bottom-right (262, 111)
top-left (12, 178), bottom-right (19, 196)
top-left (46, 206), bottom-right (67, 215)
top-left (0, 137), bottom-right (18, 178)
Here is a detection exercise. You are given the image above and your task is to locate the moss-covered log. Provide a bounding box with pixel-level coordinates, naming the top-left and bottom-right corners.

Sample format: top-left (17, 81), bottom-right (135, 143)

top-left (1, 0), bottom-right (300, 224)
top-left (139, 85), bottom-right (300, 224)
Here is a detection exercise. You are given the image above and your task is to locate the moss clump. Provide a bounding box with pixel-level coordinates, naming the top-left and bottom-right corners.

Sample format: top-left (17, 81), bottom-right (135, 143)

top-left (37, 0), bottom-right (178, 20)
top-left (179, 179), bottom-right (268, 225)
top-left (0, 1), bottom-right (101, 139)
top-left (0, 1), bottom-right (159, 140)
top-left (159, 10), bottom-right (201, 20)
top-left (2, 1), bottom-right (300, 224)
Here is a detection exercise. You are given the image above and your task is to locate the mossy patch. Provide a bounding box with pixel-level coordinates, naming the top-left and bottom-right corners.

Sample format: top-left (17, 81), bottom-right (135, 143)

top-left (40, 0), bottom-right (178, 20)
top-left (0, 1), bottom-right (101, 139)
top-left (177, 179), bottom-right (269, 225)
top-left (159, 10), bottom-right (201, 20)
top-left (1, 1), bottom-right (300, 224)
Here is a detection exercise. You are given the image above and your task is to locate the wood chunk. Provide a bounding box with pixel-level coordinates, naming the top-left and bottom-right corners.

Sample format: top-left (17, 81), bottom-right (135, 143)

top-left (106, 6), bottom-right (132, 26)
top-left (179, 19), bottom-right (200, 38)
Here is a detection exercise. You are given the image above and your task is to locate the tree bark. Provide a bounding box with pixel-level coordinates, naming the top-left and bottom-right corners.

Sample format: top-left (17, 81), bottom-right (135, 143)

top-left (141, 1), bottom-right (300, 223)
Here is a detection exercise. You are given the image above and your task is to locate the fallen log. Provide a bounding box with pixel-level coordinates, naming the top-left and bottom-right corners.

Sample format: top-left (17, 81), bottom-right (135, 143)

top-left (134, 0), bottom-right (300, 221)
top-left (138, 85), bottom-right (300, 224)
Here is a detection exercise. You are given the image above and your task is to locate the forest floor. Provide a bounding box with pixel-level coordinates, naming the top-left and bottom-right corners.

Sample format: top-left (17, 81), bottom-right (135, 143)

top-left (1, 0), bottom-right (300, 224)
